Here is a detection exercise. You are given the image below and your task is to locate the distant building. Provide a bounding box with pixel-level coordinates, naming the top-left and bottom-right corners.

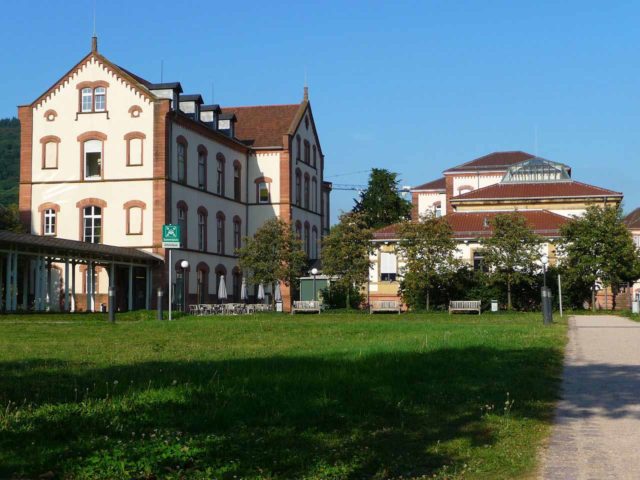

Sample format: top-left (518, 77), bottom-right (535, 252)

top-left (16, 37), bottom-right (330, 312)
top-left (369, 151), bottom-right (622, 307)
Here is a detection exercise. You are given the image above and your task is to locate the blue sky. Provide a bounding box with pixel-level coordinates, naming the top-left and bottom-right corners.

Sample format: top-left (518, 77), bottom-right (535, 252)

top-left (2, 1), bottom-right (639, 223)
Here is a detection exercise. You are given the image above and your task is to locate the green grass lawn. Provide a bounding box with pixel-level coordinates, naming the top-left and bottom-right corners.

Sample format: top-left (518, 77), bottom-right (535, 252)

top-left (0, 312), bottom-right (566, 479)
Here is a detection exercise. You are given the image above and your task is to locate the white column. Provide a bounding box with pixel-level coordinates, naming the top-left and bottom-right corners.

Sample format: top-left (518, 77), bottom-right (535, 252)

top-left (88, 261), bottom-right (94, 312)
top-left (71, 261), bottom-right (76, 313)
top-left (22, 260), bottom-right (28, 310)
top-left (45, 258), bottom-right (51, 311)
top-left (64, 260), bottom-right (70, 312)
top-left (34, 256), bottom-right (41, 311)
top-left (128, 264), bottom-right (133, 311)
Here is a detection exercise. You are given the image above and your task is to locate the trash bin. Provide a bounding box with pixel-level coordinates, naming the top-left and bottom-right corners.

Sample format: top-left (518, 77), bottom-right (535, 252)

top-left (633, 301), bottom-right (639, 314)
top-left (276, 301), bottom-right (283, 312)
top-left (100, 303), bottom-right (107, 313)
top-left (491, 300), bottom-right (498, 312)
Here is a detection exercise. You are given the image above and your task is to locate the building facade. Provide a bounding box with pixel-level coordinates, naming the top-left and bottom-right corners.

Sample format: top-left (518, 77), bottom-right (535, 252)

top-left (369, 151), bottom-right (623, 306)
top-left (17, 38), bottom-right (330, 311)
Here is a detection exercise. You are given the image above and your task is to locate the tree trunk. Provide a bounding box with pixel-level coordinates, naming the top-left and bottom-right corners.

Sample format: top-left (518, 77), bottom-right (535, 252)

top-left (612, 285), bottom-right (618, 311)
top-left (425, 288), bottom-right (430, 311)
top-left (507, 277), bottom-right (512, 311)
top-left (346, 288), bottom-right (351, 310)
top-left (592, 285), bottom-right (596, 312)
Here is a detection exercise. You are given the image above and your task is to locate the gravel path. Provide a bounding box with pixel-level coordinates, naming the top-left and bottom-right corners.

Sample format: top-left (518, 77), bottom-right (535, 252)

top-left (538, 315), bottom-right (640, 479)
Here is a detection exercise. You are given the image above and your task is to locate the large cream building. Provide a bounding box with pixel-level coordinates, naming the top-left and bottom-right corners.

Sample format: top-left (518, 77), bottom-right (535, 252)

top-left (17, 38), bottom-right (331, 311)
top-left (369, 151), bottom-right (623, 306)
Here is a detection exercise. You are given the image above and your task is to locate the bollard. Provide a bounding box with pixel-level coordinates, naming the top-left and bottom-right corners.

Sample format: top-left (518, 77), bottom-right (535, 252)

top-left (157, 288), bottom-right (164, 320)
top-left (108, 286), bottom-right (116, 323)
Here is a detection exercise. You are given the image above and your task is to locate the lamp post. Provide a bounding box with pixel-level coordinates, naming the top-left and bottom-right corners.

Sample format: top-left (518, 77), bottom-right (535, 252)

top-left (541, 254), bottom-right (551, 325)
top-left (311, 267), bottom-right (318, 301)
top-left (181, 260), bottom-right (189, 313)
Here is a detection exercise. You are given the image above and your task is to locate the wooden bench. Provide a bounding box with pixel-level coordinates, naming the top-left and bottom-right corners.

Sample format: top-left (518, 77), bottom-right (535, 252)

top-left (449, 300), bottom-right (481, 314)
top-left (292, 300), bottom-right (321, 314)
top-left (370, 300), bottom-right (401, 314)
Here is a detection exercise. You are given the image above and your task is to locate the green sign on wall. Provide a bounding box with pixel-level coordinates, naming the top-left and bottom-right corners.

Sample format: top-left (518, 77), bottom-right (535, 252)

top-left (162, 224), bottom-right (181, 248)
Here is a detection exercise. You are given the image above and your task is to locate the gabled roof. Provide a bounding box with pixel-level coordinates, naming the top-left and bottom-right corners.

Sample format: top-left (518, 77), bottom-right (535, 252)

top-left (624, 208), bottom-right (640, 229)
top-left (372, 210), bottom-right (569, 240)
top-left (221, 104), bottom-right (303, 148)
top-left (28, 48), bottom-right (156, 109)
top-left (412, 177), bottom-right (446, 191)
top-left (444, 151), bottom-right (535, 173)
top-left (450, 180), bottom-right (622, 202)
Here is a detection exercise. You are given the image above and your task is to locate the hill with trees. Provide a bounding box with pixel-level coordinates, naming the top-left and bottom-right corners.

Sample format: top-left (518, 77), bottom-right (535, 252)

top-left (0, 117), bottom-right (20, 207)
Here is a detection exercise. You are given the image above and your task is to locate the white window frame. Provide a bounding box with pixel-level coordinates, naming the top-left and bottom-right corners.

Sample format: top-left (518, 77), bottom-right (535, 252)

top-left (198, 213), bottom-right (206, 251)
top-left (177, 143), bottom-right (186, 183)
top-left (84, 139), bottom-right (102, 180)
top-left (83, 206), bottom-right (102, 243)
top-left (44, 209), bottom-right (56, 236)
top-left (198, 152), bottom-right (206, 190)
top-left (94, 87), bottom-right (106, 112)
top-left (81, 88), bottom-right (93, 112)
top-left (258, 182), bottom-right (270, 203)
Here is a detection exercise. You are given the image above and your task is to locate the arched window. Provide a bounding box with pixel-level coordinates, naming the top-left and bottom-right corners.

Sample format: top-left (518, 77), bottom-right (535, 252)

top-left (38, 202), bottom-right (60, 236)
top-left (124, 132), bottom-right (145, 166)
top-left (304, 140), bottom-right (310, 164)
top-left (81, 88), bottom-right (93, 112)
top-left (295, 220), bottom-right (302, 240)
top-left (215, 265), bottom-right (227, 299)
top-left (295, 169), bottom-right (302, 206)
top-left (216, 211), bottom-right (226, 254)
top-left (296, 135), bottom-right (301, 161)
top-left (77, 132), bottom-right (107, 181)
top-left (197, 145), bottom-right (207, 190)
top-left (233, 160), bottom-right (242, 201)
top-left (176, 136), bottom-right (187, 184)
top-left (232, 267), bottom-right (242, 301)
top-left (216, 153), bottom-right (225, 196)
top-left (94, 87), bottom-right (106, 111)
top-left (40, 135), bottom-right (60, 170)
top-left (311, 177), bottom-right (318, 212)
top-left (233, 216), bottom-right (242, 252)
top-left (304, 222), bottom-right (310, 255)
top-left (311, 226), bottom-right (318, 260)
top-left (123, 200), bottom-right (146, 235)
top-left (177, 200), bottom-right (188, 247)
top-left (196, 262), bottom-right (210, 304)
top-left (197, 206), bottom-right (208, 251)
top-left (433, 201), bottom-right (442, 218)
top-left (304, 174), bottom-right (310, 209)
top-left (312, 145), bottom-right (317, 168)
top-left (255, 177), bottom-right (272, 203)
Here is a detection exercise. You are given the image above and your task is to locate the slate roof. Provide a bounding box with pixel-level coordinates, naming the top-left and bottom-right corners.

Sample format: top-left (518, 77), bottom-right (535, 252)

top-left (221, 104), bottom-right (302, 148)
top-left (0, 230), bottom-right (162, 264)
top-left (412, 177), bottom-right (446, 191)
top-left (450, 180), bottom-right (622, 202)
top-left (445, 151), bottom-right (535, 173)
top-left (372, 210), bottom-right (569, 240)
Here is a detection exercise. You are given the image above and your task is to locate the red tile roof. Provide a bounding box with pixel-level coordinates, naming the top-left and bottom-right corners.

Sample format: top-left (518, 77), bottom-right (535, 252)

top-left (445, 151), bottom-right (534, 173)
top-left (450, 180), bottom-right (622, 202)
top-left (373, 210), bottom-right (569, 240)
top-left (624, 208), bottom-right (640, 229)
top-left (413, 177), bottom-right (446, 191)
top-left (221, 104), bottom-right (302, 148)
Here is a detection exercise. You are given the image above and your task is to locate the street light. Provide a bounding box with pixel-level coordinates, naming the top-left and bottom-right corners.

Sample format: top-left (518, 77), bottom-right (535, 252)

top-left (181, 260), bottom-right (189, 312)
top-left (311, 267), bottom-right (318, 301)
top-left (541, 254), bottom-right (548, 288)
top-left (540, 254), bottom-right (551, 325)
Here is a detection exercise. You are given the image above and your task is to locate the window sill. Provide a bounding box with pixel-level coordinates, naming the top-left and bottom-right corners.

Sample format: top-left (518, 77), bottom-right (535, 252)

top-left (76, 111), bottom-right (110, 120)
top-left (42, 167), bottom-right (58, 170)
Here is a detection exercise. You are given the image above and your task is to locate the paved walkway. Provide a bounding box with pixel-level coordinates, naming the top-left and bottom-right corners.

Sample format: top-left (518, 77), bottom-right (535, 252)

top-left (539, 315), bottom-right (640, 479)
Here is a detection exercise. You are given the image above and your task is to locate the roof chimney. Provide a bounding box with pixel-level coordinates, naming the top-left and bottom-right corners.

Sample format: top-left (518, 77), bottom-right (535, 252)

top-left (91, 36), bottom-right (98, 53)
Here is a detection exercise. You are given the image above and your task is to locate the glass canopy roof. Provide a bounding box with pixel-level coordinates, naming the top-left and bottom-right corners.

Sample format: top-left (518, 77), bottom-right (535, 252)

top-left (501, 157), bottom-right (571, 183)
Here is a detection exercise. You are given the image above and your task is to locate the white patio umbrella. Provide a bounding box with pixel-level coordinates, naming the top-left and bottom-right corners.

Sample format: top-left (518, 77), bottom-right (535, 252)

top-left (257, 283), bottom-right (265, 303)
top-left (240, 278), bottom-right (248, 302)
top-left (217, 275), bottom-right (228, 303)
top-left (274, 283), bottom-right (282, 303)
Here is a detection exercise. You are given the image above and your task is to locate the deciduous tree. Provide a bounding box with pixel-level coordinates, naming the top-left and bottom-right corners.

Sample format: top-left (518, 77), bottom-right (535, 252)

top-left (482, 213), bottom-right (543, 310)
top-left (559, 205), bottom-right (640, 310)
top-left (322, 212), bottom-right (373, 309)
top-left (238, 218), bottom-right (307, 305)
